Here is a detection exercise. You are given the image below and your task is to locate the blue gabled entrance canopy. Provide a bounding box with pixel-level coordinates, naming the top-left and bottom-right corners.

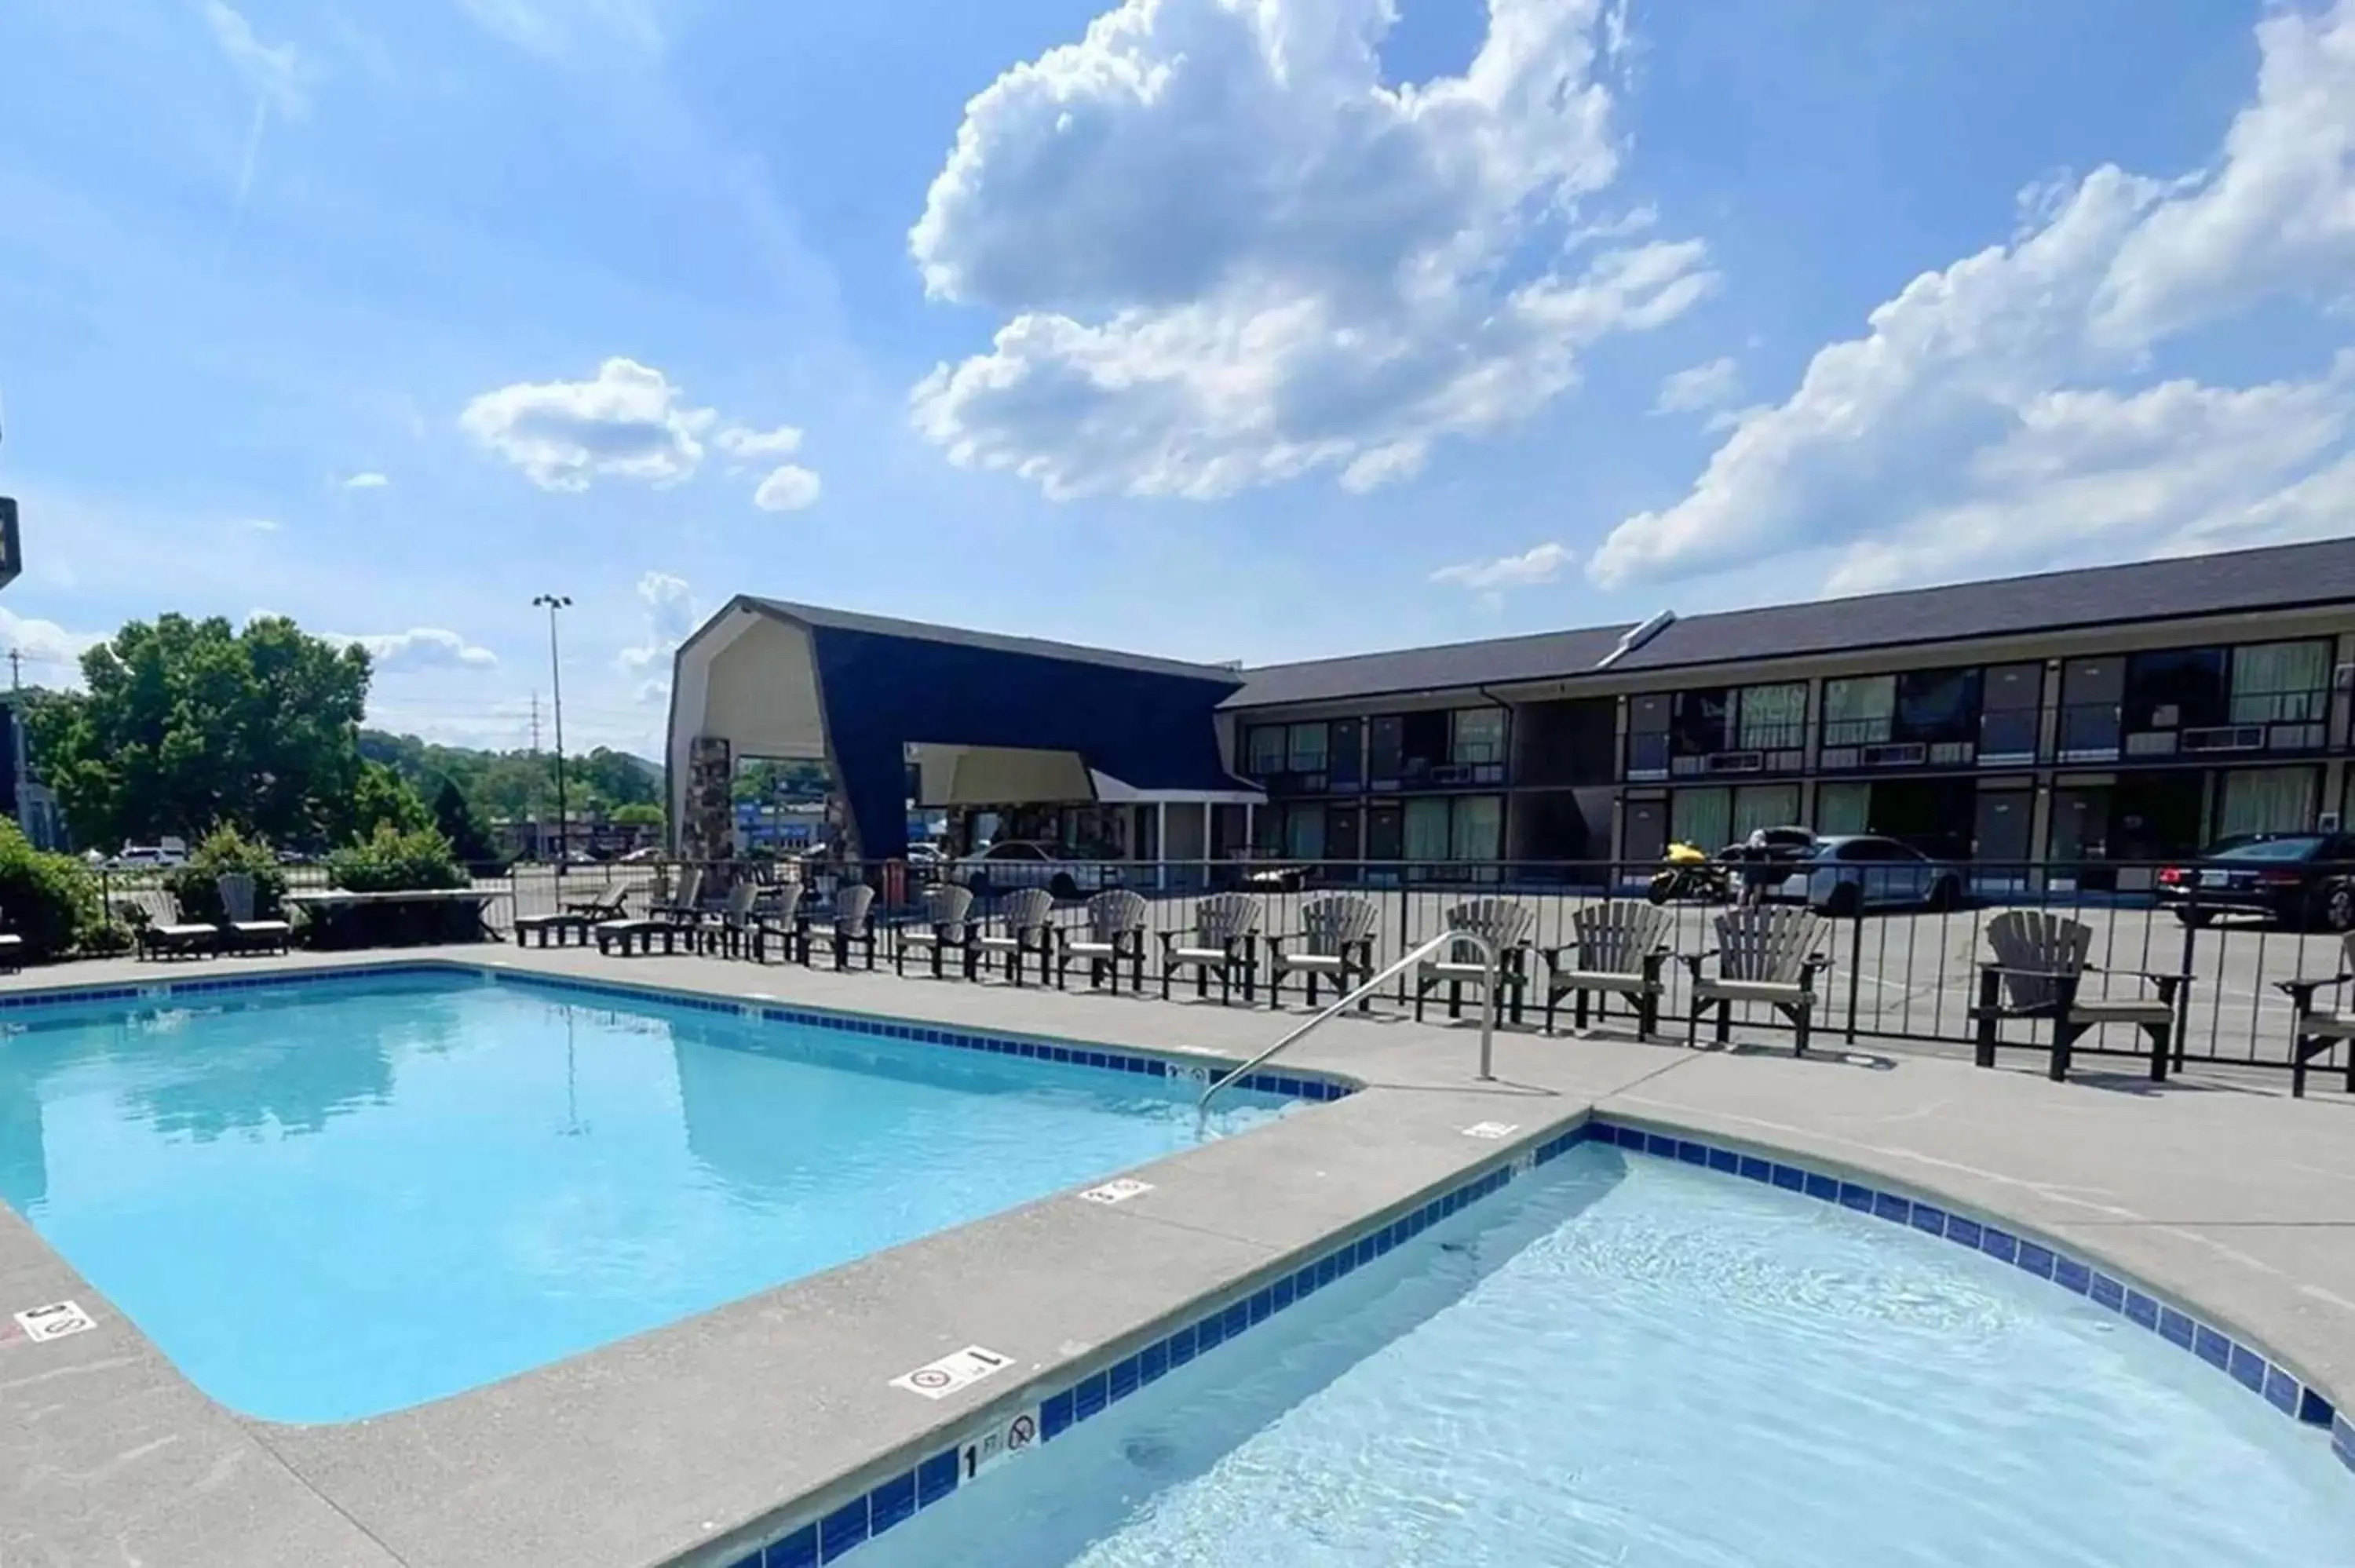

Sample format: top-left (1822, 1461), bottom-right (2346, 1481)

top-left (666, 598), bottom-right (1257, 861)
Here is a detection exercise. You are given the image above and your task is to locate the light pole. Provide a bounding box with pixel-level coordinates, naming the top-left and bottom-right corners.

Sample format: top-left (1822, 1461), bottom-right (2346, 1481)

top-left (533, 593), bottom-right (572, 873)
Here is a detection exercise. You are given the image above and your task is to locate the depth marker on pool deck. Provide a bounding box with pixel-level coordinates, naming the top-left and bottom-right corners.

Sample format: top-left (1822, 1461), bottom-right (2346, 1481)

top-left (13, 1300), bottom-right (95, 1344)
top-left (1079, 1177), bottom-right (1155, 1205)
top-left (893, 1345), bottom-right (1013, 1400)
top-left (1462, 1121), bottom-right (1520, 1140)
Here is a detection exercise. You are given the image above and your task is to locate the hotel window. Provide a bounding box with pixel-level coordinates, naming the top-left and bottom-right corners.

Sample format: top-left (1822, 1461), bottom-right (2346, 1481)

top-left (1737, 683), bottom-right (1809, 750)
top-left (1451, 708), bottom-right (1506, 766)
top-left (1732, 784), bottom-right (1802, 840)
top-left (1287, 722), bottom-right (1330, 775)
top-left (2229, 640), bottom-right (2331, 724)
top-left (1284, 803), bottom-right (1327, 860)
top-left (1246, 726), bottom-right (1287, 775)
top-left (1404, 798), bottom-right (1453, 862)
top-left (1670, 789), bottom-right (1732, 853)
top-left (2215, 768), bottom-right (2317, 840)
top-left (1451, 795), bottom-right (1503, 862)
top-left (1822, 675), bottom-right (1896, 747)
top-left (1816, 781), bottom-right (1871, 836)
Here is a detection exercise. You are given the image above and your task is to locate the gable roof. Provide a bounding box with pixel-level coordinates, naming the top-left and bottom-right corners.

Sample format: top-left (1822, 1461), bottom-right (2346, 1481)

top-left (1225, 538), bottom-right (2355, 709)
top-left (746, 597), bottom-right (1243, 687)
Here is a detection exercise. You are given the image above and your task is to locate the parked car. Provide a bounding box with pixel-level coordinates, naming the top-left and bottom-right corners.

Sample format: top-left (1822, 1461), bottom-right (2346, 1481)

top-left (111, 841), bottom-right (188, 870)
top-left (2156, 833), bottom-right (2355, 931)
top-left (1784, 834), bottom-right (1962, 915)
top-left (952, 841), bottom-right (1123, 900)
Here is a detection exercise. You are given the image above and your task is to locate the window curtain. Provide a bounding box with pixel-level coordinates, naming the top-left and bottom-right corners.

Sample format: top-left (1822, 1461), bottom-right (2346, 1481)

top-left (1732, 785), bottom-right (1802, 839)
top-left (1822, 675), bottom-right (1895, 745)
top-left (2215, 768), bottom-right (2317, 839)
top-left (1451, 709), bottom-right (1506, 764)
top-left (1738, 683), bottom-right (1809, 749)
top-left (2230, 641), bottom-right (2331, 724)
top-left (1247, 727), bottom-right (1287, 772)
top-left (1285, 804), bottom-right (1326, 860)
top-left (1816, 782), bottom-right (1871, 836)
top-left (1450, 796), bottom-right (1502, 861)
top-left (1287, 723), bottom-right (1329, 773)
top-left (1670, 788), bottom-right (1731, 851)
top-left (1404, 799), bottom-right (1451, 862)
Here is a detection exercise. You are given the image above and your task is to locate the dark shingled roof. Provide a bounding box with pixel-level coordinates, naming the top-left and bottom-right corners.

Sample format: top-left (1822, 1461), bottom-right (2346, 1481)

top-left (1225, 623), bottom-right (1636, 708)
top-left (746, 597), bottom-right (1242, 686)
top-left (1225, 538), bottom-right (2355, 709)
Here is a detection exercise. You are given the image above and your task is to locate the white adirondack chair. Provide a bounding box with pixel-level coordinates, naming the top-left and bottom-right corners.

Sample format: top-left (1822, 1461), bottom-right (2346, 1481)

top-left (1973, 910), bottom-right (2182, 1082)
top-left (217, 871), bottom-right (293, 954)
top-left (1685, 906), bottom-right (1830, 1055)
top-left (1265, 894), bottom-right (1380, 1008)
top-left (2276, 931), bottom-right (2355, 1099)
top-left (798, 882), bottom-right (877, 972)
top-left (1543, 901), bottom-right (1676, 1038)
top-left (1058, 889), bottom-right (1150, 992)
top-left (896, 883), bottom-right (978, 979)
top-left (1415, 899), bottom-right (1535, 1025)
top-left (973, 887), bottom-right (1057, 986)
top-left (1158, 892), bottom-right (1264, 1005)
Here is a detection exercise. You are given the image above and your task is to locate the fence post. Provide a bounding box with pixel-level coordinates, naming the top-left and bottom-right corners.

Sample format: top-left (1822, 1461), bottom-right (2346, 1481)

top-left (1843, 906), bottom-right (1865, 1045)
top-left (2174, 884), bottom-right (2201, 1073)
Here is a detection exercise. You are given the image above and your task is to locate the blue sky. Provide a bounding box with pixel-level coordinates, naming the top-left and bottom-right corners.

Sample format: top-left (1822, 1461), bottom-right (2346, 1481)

top-left (2, 0), bottom-right (2350, 754)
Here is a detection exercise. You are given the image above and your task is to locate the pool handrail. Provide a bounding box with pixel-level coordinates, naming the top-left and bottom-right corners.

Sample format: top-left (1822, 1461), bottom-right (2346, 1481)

top-left (1198, 928), bottom-right (1499, 1115)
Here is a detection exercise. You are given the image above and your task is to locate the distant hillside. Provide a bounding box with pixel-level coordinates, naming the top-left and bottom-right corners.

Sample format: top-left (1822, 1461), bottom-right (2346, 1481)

top-left (360, 730), bottom-right (663, 822)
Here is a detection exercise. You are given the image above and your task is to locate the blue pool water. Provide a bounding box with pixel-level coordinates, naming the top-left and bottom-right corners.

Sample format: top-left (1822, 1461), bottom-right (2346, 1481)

top-left (857, 1145), bottom-right (2355, 1568)
top-left (0, 972), bottom-right (1287, 1424)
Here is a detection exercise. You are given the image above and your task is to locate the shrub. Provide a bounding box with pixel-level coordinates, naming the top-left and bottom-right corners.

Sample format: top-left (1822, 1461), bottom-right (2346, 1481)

top-left (329, 824), bottom-right (466, 893)
top-left (164, 826), bottom-right (289, 924)
top-left (0, 817), bottom-right (102, 961)
top-left (77, 921), bottom-right (135, 958)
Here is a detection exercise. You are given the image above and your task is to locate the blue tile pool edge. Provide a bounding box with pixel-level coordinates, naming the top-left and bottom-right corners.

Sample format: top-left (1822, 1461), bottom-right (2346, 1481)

top-left (711, 1110), bottom-right (2354, 1568)
top-left (0, 960), bottom-right (1357, 1107)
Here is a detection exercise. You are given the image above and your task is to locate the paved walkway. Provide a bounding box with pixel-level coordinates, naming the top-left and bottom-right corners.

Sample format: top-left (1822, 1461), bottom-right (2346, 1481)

top-left (3, 945), bottom-right (2351, 1568)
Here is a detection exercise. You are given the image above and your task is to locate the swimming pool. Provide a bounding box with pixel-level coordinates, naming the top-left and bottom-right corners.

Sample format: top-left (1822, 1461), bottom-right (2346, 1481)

top-left (0, 968), bottom-right (1296, 1424)
top-left (844, 1139), bottom-right (2355, 1568)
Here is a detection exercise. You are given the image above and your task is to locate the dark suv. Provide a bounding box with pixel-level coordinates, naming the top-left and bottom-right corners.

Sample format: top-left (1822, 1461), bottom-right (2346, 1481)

top-left (2156, 833), bottom-right (2355, 931)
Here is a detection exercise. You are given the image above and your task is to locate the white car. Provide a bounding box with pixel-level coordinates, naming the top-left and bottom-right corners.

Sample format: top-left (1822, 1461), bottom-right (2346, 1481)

top-left (952, 841), bottom-right (1123, 900)
top-left (1786, 834), bottom-right (1962, 915)
top-left (112, 843), bottom-right (189, 870)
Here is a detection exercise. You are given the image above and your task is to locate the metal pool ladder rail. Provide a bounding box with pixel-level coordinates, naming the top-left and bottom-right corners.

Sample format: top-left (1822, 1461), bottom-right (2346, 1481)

top-left (1198, 929), bottom-right (1501, 1114)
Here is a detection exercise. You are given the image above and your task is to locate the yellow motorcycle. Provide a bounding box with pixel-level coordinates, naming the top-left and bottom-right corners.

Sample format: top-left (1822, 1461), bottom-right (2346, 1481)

top-left (1647, 841), bottom-right (1732, 905)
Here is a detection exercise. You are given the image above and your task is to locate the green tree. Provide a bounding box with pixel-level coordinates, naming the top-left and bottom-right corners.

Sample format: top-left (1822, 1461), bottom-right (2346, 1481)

top-left (30, 614), bottom-right (371, 850)
top-left (346, 761), bottom-right (433, 838)
top-left (431, 777), bottom-right (499, 865)
top-left (608, 801), bottom-right (664, 828)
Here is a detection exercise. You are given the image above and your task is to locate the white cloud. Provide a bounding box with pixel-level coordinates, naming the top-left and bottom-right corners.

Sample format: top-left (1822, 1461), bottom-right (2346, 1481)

top-left (1652, 356), bottom-right (1741, 415)
top-left (204, 1), bottom-right (307, 116)
top-left (907, 0), bottom-right (1711, 501)
top-left (619, 572), bottom-right (697, 694)
top-left (1591, 0), bottom-right (2355, 593)
top-left (751, 465), bottom-right (823, 512)
top-left (331, 627), bottom-right (500, 674)
top-left (0, 607), bottom-right (103, 687)
top-left (716, 424), bottom-right (804, 460)
top-left (1431, 541), bottom-right (1578, 591)
top-left (341, 471), bottom-right (390, 490)
top-left (458, 0), bottom-right (663, 57)
top-left (237, 517), bottom-right (280, 533)
top-left (460, 358), bottom-right (717, 491)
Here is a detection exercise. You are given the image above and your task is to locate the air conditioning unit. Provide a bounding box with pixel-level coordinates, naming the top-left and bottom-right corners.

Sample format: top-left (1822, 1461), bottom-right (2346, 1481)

top-left (1707, 750), bottom-right (1765, 775)
top-left (1429, 763), bottom-right (1470, 785)
top-left (1860, 742), bottom-right (1927, 768)
top-left (1818, 747), bottom-right (1860, 771)
top-left (2180, 724), bottom-right (2266, 754)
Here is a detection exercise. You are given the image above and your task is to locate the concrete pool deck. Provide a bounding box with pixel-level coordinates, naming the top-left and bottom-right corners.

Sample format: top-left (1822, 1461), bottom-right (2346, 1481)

top-left (2, 944), bottom-right (2350, 1567)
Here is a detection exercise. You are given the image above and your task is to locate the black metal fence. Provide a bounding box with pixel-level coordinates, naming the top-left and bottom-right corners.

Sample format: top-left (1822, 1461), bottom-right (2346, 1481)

top-left (95, 855), bottom-right (2355, 1088)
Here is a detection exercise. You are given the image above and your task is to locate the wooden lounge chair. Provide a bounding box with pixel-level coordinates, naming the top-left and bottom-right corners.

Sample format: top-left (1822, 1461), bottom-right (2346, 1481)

top-left (973, 888), bottom-right (1057, 985)
top-left (1414, 899), bottom-right (1534, 1024)
top-left (896, 884), bottom-right (978, 979)
top-left (217, 872), bottom-right (293, 954)
top-left (1265, 894), bottom-right (1378, 1008)
top-left (1543, 901), bottom-right (1675, 1038)
top-left (1685, 906), bottom-right (1830, 1056)
top-left (797, 883), bottom-right (878, 971)
top-left (117, 889), bottom-right (218, 961)
top-left (2276, 932), bottom-right (2355, 1099)
top-left (1157, 892), bottom-right (1262, 1005)
top-left (1973, 910), bottom-right (2182, 1082)
top-left (1057, 888), bottom-right (1149, 992)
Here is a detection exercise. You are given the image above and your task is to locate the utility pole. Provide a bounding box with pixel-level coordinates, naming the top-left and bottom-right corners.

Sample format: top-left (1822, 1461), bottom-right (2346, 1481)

top-left (529, 691), bottom-right (541, 753)
top-left (532, 595), bottom-right (572, 874)
top-left (6, 649), bottom-right (18, 691)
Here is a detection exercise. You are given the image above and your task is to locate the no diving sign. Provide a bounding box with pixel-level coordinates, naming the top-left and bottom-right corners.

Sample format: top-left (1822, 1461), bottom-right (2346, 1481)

top-left (13, 1300), bottom-right (94, 1344)
top-left (892, 1344), bottom-right (1013, 1401)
